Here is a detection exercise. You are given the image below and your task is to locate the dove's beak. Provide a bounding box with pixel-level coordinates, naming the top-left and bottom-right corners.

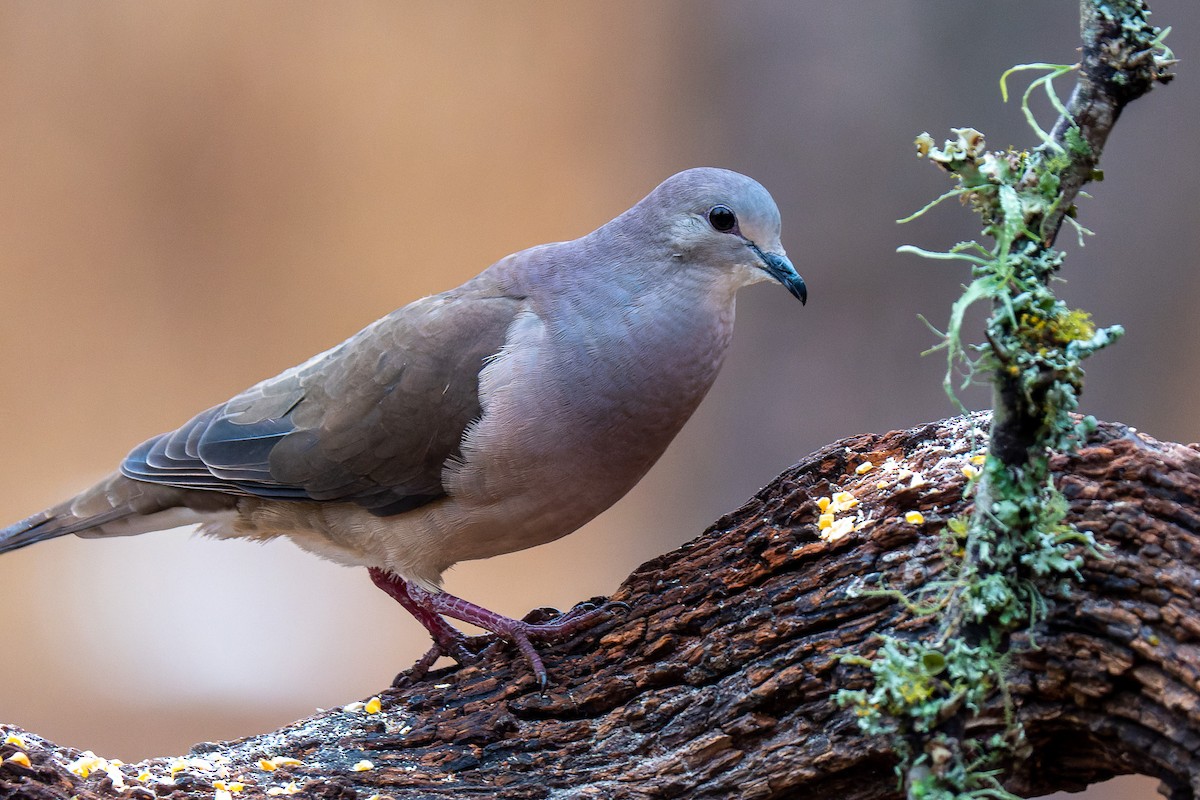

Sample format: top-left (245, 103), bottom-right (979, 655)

top-left (752, 245), bottom-right (807, 305)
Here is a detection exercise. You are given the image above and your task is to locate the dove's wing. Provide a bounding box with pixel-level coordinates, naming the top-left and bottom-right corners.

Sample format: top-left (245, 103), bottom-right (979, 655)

top-left (122, 286), bottom-right (525, 515)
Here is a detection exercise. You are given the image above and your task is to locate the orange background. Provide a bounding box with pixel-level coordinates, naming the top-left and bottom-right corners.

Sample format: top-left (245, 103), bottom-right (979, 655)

top-left (1, 4), bottom-right (1196, 798)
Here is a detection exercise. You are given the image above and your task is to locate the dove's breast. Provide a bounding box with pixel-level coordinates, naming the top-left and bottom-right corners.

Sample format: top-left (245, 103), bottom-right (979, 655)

top-left (432, 272), bottom-right (738, 566)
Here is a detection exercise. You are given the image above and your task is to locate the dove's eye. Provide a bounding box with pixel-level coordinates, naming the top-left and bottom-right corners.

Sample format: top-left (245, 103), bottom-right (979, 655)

top-left (707, 205), bottom-right (738, 233)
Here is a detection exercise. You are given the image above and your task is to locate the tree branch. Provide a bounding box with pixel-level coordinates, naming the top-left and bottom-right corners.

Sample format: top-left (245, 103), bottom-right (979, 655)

top-left (1040, 0), bottom-right (1173, 245)
top-left (2, 416), bottom-right (1198, 799)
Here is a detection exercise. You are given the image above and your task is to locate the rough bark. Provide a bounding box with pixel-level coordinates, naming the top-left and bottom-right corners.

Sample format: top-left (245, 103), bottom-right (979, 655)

top-left (2, 415), bottom-right (1199, 799)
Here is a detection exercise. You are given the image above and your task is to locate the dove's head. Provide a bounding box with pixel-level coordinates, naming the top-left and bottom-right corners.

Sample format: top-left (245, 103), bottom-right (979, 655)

top-left (635, 167), bottom-right (806, 305)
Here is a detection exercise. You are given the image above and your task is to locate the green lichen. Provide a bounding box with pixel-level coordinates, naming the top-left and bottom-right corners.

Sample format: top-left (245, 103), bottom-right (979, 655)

top-left (834, 12), bottom-right (1171, 794)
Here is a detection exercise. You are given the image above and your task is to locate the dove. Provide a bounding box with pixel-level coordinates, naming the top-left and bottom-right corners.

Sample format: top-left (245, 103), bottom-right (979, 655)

top-left (0, 167), bottom-right (806, 686)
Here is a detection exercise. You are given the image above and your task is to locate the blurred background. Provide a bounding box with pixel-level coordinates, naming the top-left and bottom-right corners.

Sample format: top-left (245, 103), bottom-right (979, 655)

top-left (0, 3), bottom-right (1195, 797)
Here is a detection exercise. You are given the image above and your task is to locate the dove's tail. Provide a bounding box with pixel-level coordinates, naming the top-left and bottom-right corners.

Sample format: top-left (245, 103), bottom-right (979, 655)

top-left (0, 473), bottom-right (238, 555)
top-left (0, 510), bottom-right (77, 553)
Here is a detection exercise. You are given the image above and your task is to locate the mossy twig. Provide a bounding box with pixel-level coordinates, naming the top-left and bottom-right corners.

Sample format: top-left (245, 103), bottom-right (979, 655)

top-left (839, 3), bottom-right (1175, 798)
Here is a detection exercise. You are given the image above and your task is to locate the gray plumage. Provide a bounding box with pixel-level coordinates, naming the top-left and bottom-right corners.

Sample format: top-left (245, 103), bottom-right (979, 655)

top-left (0, 167), bottom-right (805, 682)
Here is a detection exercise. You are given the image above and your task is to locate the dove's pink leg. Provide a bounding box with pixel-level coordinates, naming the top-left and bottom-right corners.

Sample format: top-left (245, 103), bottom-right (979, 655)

top-left (368, 567), bottom-right (619, 687)
top-left (369, 568), bottom-right (471, 675)
top-left (368, 567), bottom-right (463, 646)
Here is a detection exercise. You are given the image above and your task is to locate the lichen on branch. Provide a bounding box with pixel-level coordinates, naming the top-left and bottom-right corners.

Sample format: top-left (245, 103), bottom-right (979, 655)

top-left (838, 2), bottom-right (1176, 798)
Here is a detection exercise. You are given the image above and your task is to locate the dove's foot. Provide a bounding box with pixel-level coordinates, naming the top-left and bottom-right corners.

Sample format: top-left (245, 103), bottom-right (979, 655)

top-left (368, 567), bottom-right (624, 688)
